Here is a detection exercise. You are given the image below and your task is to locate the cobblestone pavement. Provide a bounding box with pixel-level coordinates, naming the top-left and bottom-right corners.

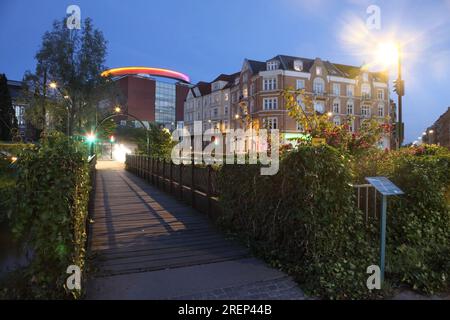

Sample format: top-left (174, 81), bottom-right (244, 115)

top-left (172, 276), bottom-right (305, 300)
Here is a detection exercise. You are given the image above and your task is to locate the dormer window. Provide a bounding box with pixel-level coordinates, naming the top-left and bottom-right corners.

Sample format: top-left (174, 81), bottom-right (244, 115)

top-left (363, 73), bottom-right (369, 82)
top-left (316, 66), bottom-right (322, 76)
top-left (293, 60), bottom-right (303, 71)
top-left (267, 61), bottom-right (279, 71)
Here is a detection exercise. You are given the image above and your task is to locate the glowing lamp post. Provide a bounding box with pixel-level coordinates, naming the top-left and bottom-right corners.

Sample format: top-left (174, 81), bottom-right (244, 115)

top-left (86, 132), bottom-right (96, 156)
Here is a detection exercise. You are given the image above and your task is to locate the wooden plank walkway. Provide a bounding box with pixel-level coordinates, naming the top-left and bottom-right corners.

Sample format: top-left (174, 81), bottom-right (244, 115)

top-left (88, 161), bottom-right (249, 278)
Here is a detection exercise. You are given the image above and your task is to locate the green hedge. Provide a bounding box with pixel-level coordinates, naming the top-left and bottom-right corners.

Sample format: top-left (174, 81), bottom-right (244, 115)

top-left (2, 133), bottom-right (91, 299)
top-left (364, 145), bottom-right (450, 294)
top-left (217, 144), bottom-right (450, 298)
top-left (217, 146), bottom-right (379, 299)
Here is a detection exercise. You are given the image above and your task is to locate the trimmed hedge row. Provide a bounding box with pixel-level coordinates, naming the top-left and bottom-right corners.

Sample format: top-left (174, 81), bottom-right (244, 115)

top-left (217, 146), bottom-right (379, 299)
top-left (1, 133), bottom-right (92, 299)
top-left (356, 145), bottom-right (450, 294)
top-left (217, 145), bottom-right (450, 299)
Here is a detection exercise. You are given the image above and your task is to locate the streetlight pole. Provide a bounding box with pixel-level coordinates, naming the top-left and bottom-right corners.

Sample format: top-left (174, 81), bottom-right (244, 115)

top-left (397, 50), bottom-right (403, 148)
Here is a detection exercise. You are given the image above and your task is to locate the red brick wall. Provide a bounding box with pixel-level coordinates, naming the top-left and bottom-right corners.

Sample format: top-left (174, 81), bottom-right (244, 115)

top-left (118, 76), bottom-right (156, 122)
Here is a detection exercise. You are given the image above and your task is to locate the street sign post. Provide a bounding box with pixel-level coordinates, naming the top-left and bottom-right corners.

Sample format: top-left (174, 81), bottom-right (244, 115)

top-left (365, 177), bottom-right (404, 284)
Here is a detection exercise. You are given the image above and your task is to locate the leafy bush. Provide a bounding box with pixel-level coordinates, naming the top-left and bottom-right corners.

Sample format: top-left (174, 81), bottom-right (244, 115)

top-left (349, 144), bottom-right (450, 294)
top-left (4, 132), bottom-right (91, 299)
top-left (379, 146), bottom-right (450, 293)
top-left (217, 145), bottom-right (379, 299)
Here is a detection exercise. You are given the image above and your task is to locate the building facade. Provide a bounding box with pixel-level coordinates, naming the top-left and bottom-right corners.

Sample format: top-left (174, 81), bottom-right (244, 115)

top-left (100, 67), bottom-right (190, 130)
top-left (184, 73), bottom-right (239, 134)
top-left (423, 107), bottom-right (450, 148)
top-left (183, 55), bottom-right (392, 149)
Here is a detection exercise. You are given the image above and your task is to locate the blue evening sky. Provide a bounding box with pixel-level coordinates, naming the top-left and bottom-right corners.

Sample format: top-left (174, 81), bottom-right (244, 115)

top-left (1, 0), bottom-right (450, 143)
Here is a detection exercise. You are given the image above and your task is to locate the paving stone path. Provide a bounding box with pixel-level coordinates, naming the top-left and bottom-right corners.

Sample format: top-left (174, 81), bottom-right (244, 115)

top-left (86, 161), bottom-right (305, 300)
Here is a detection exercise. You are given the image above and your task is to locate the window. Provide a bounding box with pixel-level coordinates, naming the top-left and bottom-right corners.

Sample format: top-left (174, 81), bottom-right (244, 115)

top-left (296, 95), bottom-right (305, 111)
top-left (250, 83), bottom-right (255, 95)
top-left (377, 89), bottom-right (384, 100)
top-left (224, 93), bottom-right (229, 101)
top-left (197, 112), bottom-right (200, 120)
top-left (224, 120), bottom-right (229, 130)
top-left (214, 94), bottom-right (220, 103)
top-left (313, 78), bottom-right (325, 94)
top-left (333, 99), bottom-right (340, 114)
top-left (361, 105), bottom-right (371, 118)
top-left (249, 100), bottom-right (254, 112)
top-left (347, 85), bottom-right (354, 97)
top-left (316, 66), bottom-right (322, 75)
top-left (213, 108), bottom-right (218, 117)
top-left (362, 73), bottom-right (369, 82)
top-left (361, 84), bottom-right (371, 99)
top-left (296, 122), bottom-right (304, 131)
top-left (332, 83), bottom-right (340, 96)
top-left (378, 104), bottom-right (384, 117)
top-left (243, 73), bottom-right (248, 83)
top-left (120, 120), bottom-right (127, 126)
top-left (314, 101), bottom-right (325, 113)
top-left (347, 101), bottom-right (354, 114)
top-left (267, 61), bottom-right (279, 70)
top-left (294, 60), bottom-right (303, 71)
top-left (333, 116), bottom-right (341, 126)
top-left (263, 98), bottom-right (278, 110)
top-left (224, 106), bottom-right (228, 115)
top-left (296, 79), bottom-right (305, 90)
top-left (242, 86), bottom-right (248, 98)
top-left (263, 117), bottom-right (278, 129)
top-left (263, 78), bottom-right (277, 91)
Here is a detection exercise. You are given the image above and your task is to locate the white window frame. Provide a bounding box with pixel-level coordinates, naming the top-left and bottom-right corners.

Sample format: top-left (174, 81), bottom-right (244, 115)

top-left (296, 79), bottom-right (305, 90)
top-left (333, 99), bottom-right (340, 114)
top-left (361, 84), bottom-right (371, 99)
top-left (378, 104), bottom-right (384, 117)
top-left (263, 117), bottom-right (278, 129)
top-left (347, 101), bottom-right (354, 115)
top-left (361, 105), bottom-right (371, 118)
top-left (332, 83), bottom-right (340, 96)
top-left (263, 78), bottom-right (277, 91)
top-left (313, 77), bottom-right (325, 94)
top-left (347, 85), bottom-right (354, 97)
top-left (263, 97), bottom-right (278, 110)
top-left (377, 89), bottom-right (384, 100)
top-left (267, 61), bottom-right (279, 71)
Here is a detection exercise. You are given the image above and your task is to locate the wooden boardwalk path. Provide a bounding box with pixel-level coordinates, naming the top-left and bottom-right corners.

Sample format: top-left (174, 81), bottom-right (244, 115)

top-left (87, 161), bottom-right (304, 300)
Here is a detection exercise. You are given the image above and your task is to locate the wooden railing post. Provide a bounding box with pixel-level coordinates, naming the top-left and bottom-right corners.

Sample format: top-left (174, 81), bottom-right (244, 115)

top-left (169, 161), bottom-right (173, 194)
top-left (151, 157), bottom-right (154, 185)
top-left (191, 160), bottom-right (195, 208)
top-left (207, 165), bottom-right (212, 217)
top-left (179, 163), bottom-right (183, 200)
top-left (162, 158), bottom-right (166, 191)
top-left (156, 158), bottom-right (160, 188)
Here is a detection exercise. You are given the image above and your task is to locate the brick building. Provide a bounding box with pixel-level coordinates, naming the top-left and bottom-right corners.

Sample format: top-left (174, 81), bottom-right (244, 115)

top-left (184, 55), bottom-right (393, 149)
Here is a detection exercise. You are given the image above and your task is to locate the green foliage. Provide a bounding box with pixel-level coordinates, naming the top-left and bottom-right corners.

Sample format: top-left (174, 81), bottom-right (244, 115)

top-left (23, 17), bottom-right (109, 136)
top-left (282, 88), bottom-right (390, 156)
top-left (6, 132), bottom-right (91, 299)
top-left (350, 144), bottom-right (450, 294)
top-left (117, 123), bottom-right (175, 159)
top-left (217, 145), bottom-right (379, 299)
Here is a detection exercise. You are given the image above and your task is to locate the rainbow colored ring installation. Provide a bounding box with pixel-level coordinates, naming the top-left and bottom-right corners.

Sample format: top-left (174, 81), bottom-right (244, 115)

top-left (101, 66), bottom-right (190, 83)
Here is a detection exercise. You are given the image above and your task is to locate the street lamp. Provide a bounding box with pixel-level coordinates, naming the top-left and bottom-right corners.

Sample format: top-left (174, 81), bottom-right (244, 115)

top-left (49, 82), bottom-right (57, 89)
top-left (374, 41), bottom-right (404, 149)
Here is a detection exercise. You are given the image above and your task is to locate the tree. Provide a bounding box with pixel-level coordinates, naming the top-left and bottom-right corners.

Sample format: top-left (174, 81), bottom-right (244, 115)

top-left (23, 17), bottom-right (108, 136)
top-left (0, 74), bottom-right (17, 141)
top-left (282, 87), bottom-right (390, 155)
